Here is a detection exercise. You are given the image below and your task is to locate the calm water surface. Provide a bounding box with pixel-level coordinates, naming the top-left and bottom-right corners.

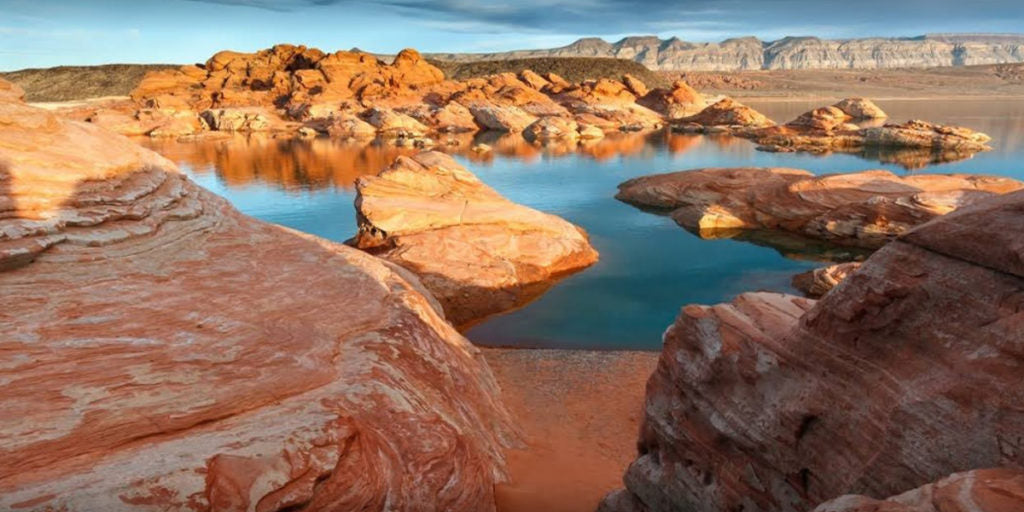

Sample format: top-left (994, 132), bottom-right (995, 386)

top-left (144, 99), bottom-right (1024, 350)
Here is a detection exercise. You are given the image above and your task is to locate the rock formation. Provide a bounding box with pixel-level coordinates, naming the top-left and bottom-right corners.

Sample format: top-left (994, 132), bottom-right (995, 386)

top-left (791, 262), bottom-right (862, 298)
top-left (428, 34), bottom-right (1024, 71)
top-left (615, 167), bottom-right (1023, 248)
top-left (600, 188), bottom-right (1024, 512)
top-left (813, 468), bottom-right (1024, 512)
top-left (0, 80), bottom-right (515, 511)
top-left (348, 152), bottom-right (599, 327)
top-left (675, 98), bottom-right (775, 129)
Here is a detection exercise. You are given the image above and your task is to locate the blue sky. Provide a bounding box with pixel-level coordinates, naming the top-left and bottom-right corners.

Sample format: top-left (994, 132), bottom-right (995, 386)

top-left (2, 0), bottom-right (1023, 71)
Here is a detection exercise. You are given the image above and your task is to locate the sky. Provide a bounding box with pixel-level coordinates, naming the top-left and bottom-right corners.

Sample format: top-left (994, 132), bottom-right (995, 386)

top-left (2, 0), bottom-right (1023, 71)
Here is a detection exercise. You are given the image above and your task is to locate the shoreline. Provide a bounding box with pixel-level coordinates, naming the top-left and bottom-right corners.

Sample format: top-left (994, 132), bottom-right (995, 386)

top-left (483, 348), bottom-right (659, 512)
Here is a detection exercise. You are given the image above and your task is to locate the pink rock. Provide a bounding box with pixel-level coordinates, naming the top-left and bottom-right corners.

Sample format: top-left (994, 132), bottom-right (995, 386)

top-left (600, 190), bottom-right (1024, 512)
top-left (0, 80), bottom-right (515, 511)
top-left (814, 468), bottom-right (1024, 512)
top-left (349, 152), bottom-right (599, 327)
top-left (616, 167), bottom-right (1023, 248)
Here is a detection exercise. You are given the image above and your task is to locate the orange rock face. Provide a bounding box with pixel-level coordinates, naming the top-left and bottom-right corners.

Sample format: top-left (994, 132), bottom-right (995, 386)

top-left (791, 261), bottom-right (862, 297)
top-left (0, 81), bottom-right (515, 511)
top-left (601, 189), bottom-right (1024, 512)
top-left (814, 468), bottom-right (1024, 512)
top-left (349, 152), bottom-right (599, 327)
top-left (676, 97), bottom-right (775, 128)
top-left (616, 167), bottom-right (1023, 248)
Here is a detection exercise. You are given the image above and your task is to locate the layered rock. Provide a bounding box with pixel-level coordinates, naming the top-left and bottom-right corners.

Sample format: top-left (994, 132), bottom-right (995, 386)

top-left (833, 97), bottom-right (887, 119)
top-left (639, 80), bottom-right (708, 119)
top-left (430, 34), bottom-right (1024, 71)
top-left (674, 98), bottom-right (775, 130)
top-left (791, 262), bottom-right (862, 297)
top-left (348, 152), bottom-right (599, 327)
top-left (814, 468), bottom-right (1024, 512)
top-left (615, 167), bottom-right (1023, 248)
top-left (0, 81), bottom-right (515, 511)
top-left (600, 189), bottom-right (1024, 512)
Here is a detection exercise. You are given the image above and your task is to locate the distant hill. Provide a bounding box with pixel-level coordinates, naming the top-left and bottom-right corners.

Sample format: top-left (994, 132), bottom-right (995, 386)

top-left (428, 57), bottom-right (669, 88)
top-left (426, 33), bottom-right (1024, 71)
top-left (0, 64), bottom-right (176, 102)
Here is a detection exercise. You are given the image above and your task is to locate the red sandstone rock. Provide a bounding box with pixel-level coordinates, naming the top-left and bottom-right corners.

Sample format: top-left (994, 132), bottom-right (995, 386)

top-left (524, 116), bottom-right (580, 141)
top-left (813, 468), bottom-right (1024, 512)
top-left (640, 80), bottom-right (707, 119)
top-left (0, 81), bottom-right (515, 511)
top-left (349, 152), bottom-right (599, 327)
top-left (833, 97), bottom-right (887, 119)
top-left (600, 190), bottom-right (1024, 512)
top-left (622, 74), bottom-right (650, 97)
top-left (675, 97), bottom-right (775, 129)
top-left (791, 262), bottom-right (862, 297)
top-left (518, 69), bottom-right (550, 90)
top-left (469, 102), bottom-right (538, 132)
top-left (0, 79), bottom-right (25, 102)
top-left (616, 167), bottom-right (1023, 248)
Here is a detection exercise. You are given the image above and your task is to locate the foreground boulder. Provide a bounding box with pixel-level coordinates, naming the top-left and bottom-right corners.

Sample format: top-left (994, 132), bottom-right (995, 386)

top-left (600, 190), bottom-right (1024, 512)
top-left (616, 167), bottom-right (1023, 248)
top-left (814, 468), bottom-right (1024, 512)
top-left (349, 152), bottom-right (599, 327)
top-left (0, 82), bottom-right (514, 511)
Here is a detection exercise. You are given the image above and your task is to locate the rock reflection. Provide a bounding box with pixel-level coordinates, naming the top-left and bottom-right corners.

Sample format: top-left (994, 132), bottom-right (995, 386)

top-left (142, 130), bottom-right (709, 191)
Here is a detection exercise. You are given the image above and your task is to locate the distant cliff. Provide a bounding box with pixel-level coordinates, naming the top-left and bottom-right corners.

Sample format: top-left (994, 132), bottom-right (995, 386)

top-left (428, 34), bottom-right (1024, 71)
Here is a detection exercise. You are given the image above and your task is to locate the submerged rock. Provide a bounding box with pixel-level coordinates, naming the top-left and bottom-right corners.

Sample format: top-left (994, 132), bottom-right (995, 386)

top-left (601, 189), bottom-right (1024, 512)
top-left (0, 80), bottom-right (515, 511)
top-left (349, 152), bottom-right (599, 327)
top-left (616, 167), bottom-right (1023, 248)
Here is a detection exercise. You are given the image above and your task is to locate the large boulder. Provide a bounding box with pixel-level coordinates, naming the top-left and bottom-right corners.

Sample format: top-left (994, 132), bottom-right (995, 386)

top-left (814, 468), bottom-right (1024, 512)
top-left (616, 167), bottom-right (1023, 248)
top-left (469, 103), bottom-right (538, 132)
top-left (675, 97), bottom-right (774, 129)
top-left (0, 82), bottom-right (514, 511)
top-left (600, 190), bottom-right (1024, 512)
top-left (349, 152), bottom-right (599, 327)
top-left (523, 116), bottom-right (580, 141)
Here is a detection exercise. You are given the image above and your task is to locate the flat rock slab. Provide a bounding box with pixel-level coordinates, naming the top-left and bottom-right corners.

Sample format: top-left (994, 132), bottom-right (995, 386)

top-left (616, 167), bottom-right (1023, 248)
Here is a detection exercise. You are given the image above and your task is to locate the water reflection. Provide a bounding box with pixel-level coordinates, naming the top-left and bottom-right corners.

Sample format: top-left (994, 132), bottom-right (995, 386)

top-left (143, 99), bottom-right (1024, 349)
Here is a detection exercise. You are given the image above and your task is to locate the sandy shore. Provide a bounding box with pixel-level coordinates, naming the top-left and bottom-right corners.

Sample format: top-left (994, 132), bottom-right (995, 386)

top-left (483, 348), bottom-right (660, 512)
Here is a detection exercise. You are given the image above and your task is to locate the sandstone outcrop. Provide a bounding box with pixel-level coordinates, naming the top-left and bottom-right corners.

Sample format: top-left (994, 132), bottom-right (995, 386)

top-left (639, 80), bottom-right (707, 119)
top-left (833, 97), bottom-right (887, 119)
top-left (813, 468), bottom-right (1024, 512)
top-left (431, 34), bottom-right (1024, 71)
top-left (0, 81), bottom-right (515, 511)
top-left (616, 167), bottom-right (1023, 248)
top-left (523, 116), bottom-right (580, 141)
top-left (349, 152), bottom-right (599, 327)
top-left (469, 103), bottom-right (538, 132)
top-left (675, 98), bottom-right (775, 129)
top-left (791, 262), bottom-right (862, 297)
top-left (600, 189), bottom-right (1024, 512)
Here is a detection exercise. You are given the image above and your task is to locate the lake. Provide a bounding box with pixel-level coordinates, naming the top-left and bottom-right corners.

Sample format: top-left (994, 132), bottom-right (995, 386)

top-left (143, 98), bottom-right (1024, 350)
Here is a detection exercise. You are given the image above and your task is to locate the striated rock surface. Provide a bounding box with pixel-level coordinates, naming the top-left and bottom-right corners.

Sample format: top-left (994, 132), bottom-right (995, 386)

top-left (601, 189), bottom-right (1024, 512)
top-left (675, 98), bottom-right (775, 129)
top-left (615, 167), bottom-right (1023, 248)
top-left (814, 468), bottom-right (1024, 512)
top-left (833, 97), bottom-right (887, 119)
top-left (0, 81), bottom-right (515, 511)
top-left (430, 34), bottom-right (1024, 71)
top-left (639, 80), bottom-right (707, 119)
top-left (349, 152), bottom-right (598, 327)
top-left (791, 262), bottom-right (862, 298)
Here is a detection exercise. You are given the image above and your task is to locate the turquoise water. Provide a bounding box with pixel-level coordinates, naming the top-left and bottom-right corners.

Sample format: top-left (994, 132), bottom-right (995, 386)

top-left (146, 99), bottom-right (1024, 350)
